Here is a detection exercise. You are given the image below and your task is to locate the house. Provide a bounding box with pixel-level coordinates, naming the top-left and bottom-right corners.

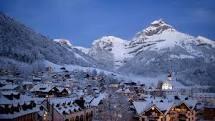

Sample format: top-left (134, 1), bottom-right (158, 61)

top-left (0, 91), bottom-right (39, 121)
top-left (30, 84), bottom-right (71, 97)
top-left (30, 84), bottom-right (55, 97)
top-left (55, 87), bottom-right (72, 97)
top-left (133, 95), bottom-right (197, 121)
top-left (165, 101), bottom-right (196, 121)
top-left (42, 96), bottom-right (94, 121)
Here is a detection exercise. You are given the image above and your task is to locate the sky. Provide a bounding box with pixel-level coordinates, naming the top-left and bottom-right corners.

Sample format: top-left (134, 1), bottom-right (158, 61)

top-left (0, 0), bottom-right (215, 47)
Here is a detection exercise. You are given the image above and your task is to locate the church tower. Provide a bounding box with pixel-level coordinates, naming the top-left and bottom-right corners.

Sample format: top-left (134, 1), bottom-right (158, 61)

top-left (161, 71), bottom-right (173, 90)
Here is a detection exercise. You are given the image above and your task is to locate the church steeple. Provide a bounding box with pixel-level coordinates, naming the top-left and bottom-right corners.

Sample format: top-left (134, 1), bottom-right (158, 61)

top-left (167, 71), bottom-right (172, 81)
top-left (161, 72), bottom-right (173, 90)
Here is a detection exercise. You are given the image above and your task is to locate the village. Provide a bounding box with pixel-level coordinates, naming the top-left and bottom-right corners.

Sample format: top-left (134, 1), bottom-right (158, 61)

top-left (0, 66), bottom-right (214, 121)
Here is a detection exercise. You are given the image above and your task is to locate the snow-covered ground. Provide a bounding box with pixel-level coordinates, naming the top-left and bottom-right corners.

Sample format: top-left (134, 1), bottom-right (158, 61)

top-left (44, 60), bottom-right (186, 88)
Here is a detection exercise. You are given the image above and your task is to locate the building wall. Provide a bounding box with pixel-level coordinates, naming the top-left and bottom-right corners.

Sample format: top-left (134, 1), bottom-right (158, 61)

top-left (0, 112), bottom-right (37, 121)
top-left (65, 108), bottom-right (94, 121)
top-left (138, 105), bottom-right (196, 121)
top-left (52, 108), bottom-right (64, 121)
top-left (139, 115), bottom-right (164, 121)
top-left (203, 107), bottom-right (215, 120)
top-left (165, 109), bottom-right (196, 121)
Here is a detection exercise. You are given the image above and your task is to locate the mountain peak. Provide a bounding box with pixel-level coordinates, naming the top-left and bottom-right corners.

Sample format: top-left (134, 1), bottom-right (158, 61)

top-left (143, 19), bottom-right (175, 36)
top-left (131, 19), bottom-right (176, 45)
top-left (54, 39), bottom-right (72, 47)
top-left (92, 36), bottom-right (126, 46)
top-left (150, 19), bottom-right (169, 25)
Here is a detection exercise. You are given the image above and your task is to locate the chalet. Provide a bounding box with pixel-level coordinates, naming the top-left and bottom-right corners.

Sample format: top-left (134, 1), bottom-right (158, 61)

top-left (30, 84), bottom-right (55, 97)
top-left (165, 101), bottom-right (196, 121)
top-left (30, 84), bottom-right (71, 97)
top-left (0, 91), bottom-right (39, 121)
top-left (42, 96), bottom-right (95, 121)
top-left (56, 87), bottom-right (72, 97)
top-left (31, 84), bottom-right (57, 97)
top-left (133, 95), bottom-right (197, 121)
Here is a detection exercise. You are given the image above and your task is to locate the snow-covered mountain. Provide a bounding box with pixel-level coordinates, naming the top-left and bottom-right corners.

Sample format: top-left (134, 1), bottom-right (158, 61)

top-left (53, 39), bottom-right (104, 68)
top-left (88, 36), bottom-right (129, 69)
top-left (85, 19), bottom-right (215, 86)
top-left (0, 13), bottom-right (103, 72)
top-left (119, 19), bottom-right (215, 86)
top-left (1, 12), bottom-right (215, 87)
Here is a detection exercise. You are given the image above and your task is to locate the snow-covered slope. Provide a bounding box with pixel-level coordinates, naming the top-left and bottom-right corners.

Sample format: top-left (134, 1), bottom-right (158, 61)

top-left (88, 36), bottom-right (129, 69)
top-left (53, 39), bottom-right (98, 67)
top-left (74, 46), bottom-right (89, 54)
top-left (54, 39), bottom-right (90, 54)
top-left (0, 13), bottom-right (103, 72)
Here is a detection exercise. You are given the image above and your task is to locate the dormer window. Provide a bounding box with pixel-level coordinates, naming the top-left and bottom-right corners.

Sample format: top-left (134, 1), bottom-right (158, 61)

top-left (39, 87), bottom-right (46, 90)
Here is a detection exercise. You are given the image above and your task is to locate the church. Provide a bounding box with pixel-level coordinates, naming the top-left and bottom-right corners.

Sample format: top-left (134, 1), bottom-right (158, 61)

top-left (162, 72), bottom-right (173, 90)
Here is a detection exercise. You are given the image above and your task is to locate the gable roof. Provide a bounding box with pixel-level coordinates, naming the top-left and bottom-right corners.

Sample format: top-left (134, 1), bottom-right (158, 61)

top-left (30, 84), bottom-right (54, 92)
top-left (133, 95), bottom-right (197, 116)
top-left (0, 84), bottom-right (19, 90)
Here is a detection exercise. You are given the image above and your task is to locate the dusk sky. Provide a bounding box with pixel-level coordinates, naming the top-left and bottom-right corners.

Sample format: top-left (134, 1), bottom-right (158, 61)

top-left (0, 0), bottom-right (214, 47)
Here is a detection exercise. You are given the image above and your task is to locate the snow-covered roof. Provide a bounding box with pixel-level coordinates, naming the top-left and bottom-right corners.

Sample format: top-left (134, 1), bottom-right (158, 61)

top-left (55, 104), bottom-right (80, 116)
top-left (133, 95), bottom-right (197, 115)
top-left (22, 81), bottom-right (33, 85)
top-left (0, 84), bottom-right (19, 90)
top-left (116, 88), bottom-right (123, 93)
top-left (183, 99), bottom-right (197, 110)
top-left (30, 84), bottom-right (54, 92)
top-left (84, 95), bottom-right (94, 103)
top-left (49, 97), bottom-right (92, 116)
top-left (49, 97), bottom-right (75, 106)
top-left (133, 101), bottom-right (152, 114)
top-left (1, 90), bottom-right (19, 95)
top-left (56, 87), bottom-right (71, 94)
top-left (0, 93), bottom-right (33, 105)
top-left (90, 93), bottom-right (106, 106)
top-left (0, 106), bottom-right (39, 119)
top-left (124, 88), bottom-right (131, 93)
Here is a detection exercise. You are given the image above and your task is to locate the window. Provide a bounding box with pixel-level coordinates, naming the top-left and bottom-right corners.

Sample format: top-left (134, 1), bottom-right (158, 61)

top-left (75, 116), bottom-right (79, 121)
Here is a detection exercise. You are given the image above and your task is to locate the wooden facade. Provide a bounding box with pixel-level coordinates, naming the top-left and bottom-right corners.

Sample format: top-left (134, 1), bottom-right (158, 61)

top-left (138, 102), bottom-right (196, 121)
